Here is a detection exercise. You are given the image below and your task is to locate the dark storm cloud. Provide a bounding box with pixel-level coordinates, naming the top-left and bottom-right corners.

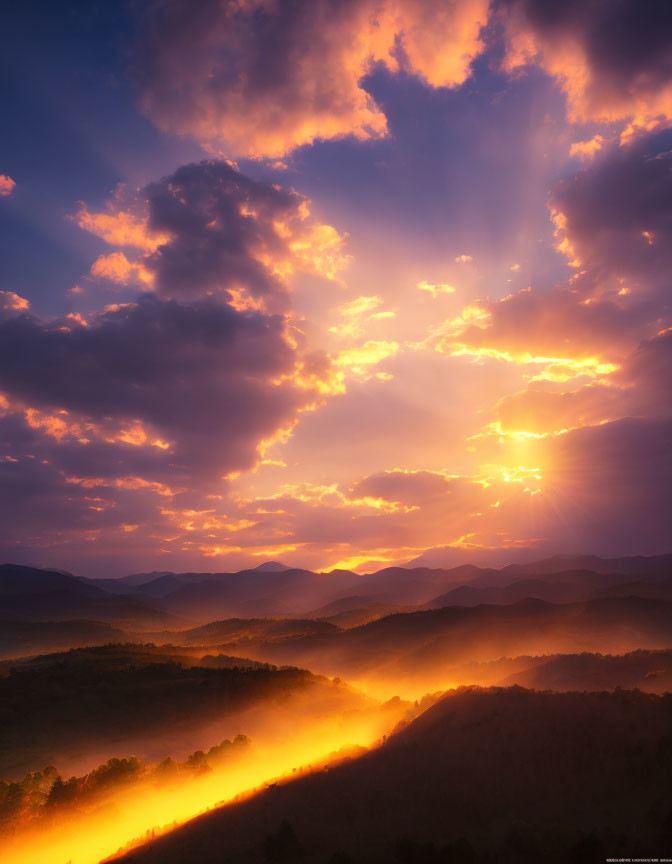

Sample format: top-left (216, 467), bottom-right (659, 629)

top-left (504, 0), bottom-right (672, 81)
top-left (551, 130), bottom-right (672, 301)
top-left (625, 329), bottom-right (672, 415)
top-left (449, 130), bottom-right (672, 373)
top-left (545, 416), bottom-right (672, 555)
top-left (133, 0), bottom-right (489, 157)
top-left (0, 296), bottom-right (309, 482)
top-left (145, 160), bottom-right (304, 304)
top-left (500, 0), bottom-right (672, 125)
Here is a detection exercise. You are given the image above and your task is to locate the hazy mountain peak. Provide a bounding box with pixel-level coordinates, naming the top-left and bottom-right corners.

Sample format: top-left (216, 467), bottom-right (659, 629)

top-left (246, 561), bottom-right (292, 572)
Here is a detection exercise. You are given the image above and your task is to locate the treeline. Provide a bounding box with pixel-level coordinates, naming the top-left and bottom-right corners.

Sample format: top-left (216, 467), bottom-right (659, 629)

top-left (0, 646), bottom-right (328, 777)
top-left (0, 735), bottom-right (249, 835)
top-left (256, 818), bottom-right (672, 863)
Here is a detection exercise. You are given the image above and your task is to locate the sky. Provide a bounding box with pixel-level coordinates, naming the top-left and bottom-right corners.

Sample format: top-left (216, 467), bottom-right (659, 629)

top-left (1, 0), bottom-right (671, 577)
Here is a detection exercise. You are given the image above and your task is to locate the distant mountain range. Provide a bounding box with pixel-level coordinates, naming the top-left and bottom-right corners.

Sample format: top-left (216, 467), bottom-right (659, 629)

top-left (82, 552), bottom-right (672, 621)
top-left (1, 554), bottom-right (670, 660)
top-left (186, 596), bottom-right (672, 696)
top-left (0, 564), bottom-right (181, 629)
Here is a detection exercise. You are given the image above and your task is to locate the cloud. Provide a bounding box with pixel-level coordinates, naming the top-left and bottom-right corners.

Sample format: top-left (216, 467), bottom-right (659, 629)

top-left (500, 0), bottom-right (672, 134)
top-left (79, 160), bottom-right (348, 306)
top-left (0, 175), bottom-right (16, 196)
top-left (0, 159), bottom-right (359, 570)
top-left (433, 287), bottom-right (636, 382)
top-left (543, 416), bottom-right (672, 555)
top-left (417, 280), bottom-right (455, 297)
top-left (329, 295), bottom-right (394, 337)
top-left (74, 202), bottom-right (168, 251)
top-left (569, 134), bottom-right (605, 159)
top-left (621, 328), bottom-right (672, 416)
top-left (134, 0), bottom-right (672, 159)
top-left (0, 295), bottom-right (327, 484)
top-left (551, 129), bottom-right (672, 299)
top-left (493, 385), bottom-right (615, 437)
top-left (334, 340), bottom-right (399, 377)
top-left (350, 468), bottom-right (471, 508)
top-left (89, 252), bottom-right (153, 286)
top-left (134, 0), bottom-right (489, 157)
top-left (493, 329), bottom-right (672, 437)
top-left (336, 295), bottom-right (384, 317)
top-left (0, 290), bottom-right (29, 311)
top-left (426, 128), bottom-right (672, 386)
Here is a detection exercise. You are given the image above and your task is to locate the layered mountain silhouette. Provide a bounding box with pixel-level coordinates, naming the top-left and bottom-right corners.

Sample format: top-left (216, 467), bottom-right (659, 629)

top-left (84, 554), bottom-right (672, 622)
top-left (0, 565), bottom-right (179, 629)
top-left (2, 553), bottom-right (671, 863)
top-left (173, 596), bottom-right (672, 695)
top-left (2, 554), bottom-right (670, 661)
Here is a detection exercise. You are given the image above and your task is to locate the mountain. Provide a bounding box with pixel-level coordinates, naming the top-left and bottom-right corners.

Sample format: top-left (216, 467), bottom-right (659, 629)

top-left (132, 573), bottom-right (193, 598)
top-left (0, 620), bottom-right (126, 659)
top-left (121, 564), bottom-right (496, 623)
top-left (425, 569), bottom-right (672, 608)
top-left (305, 596), bottom-right (403, 628)
top-left (248, 561), bottom-right (293, 572)
top-left (0, 565), bottom-right (176, 631)
top-left (500, 553), bottom-right (672, 581)
top-left (126, 567), bottom-right (333, 621)
top-left (494, 648), bottom-right (672, 693)
top-left (0, 643), bottom-right (375, 780)
top-left (94, 554), bottom-right (672, 624)
top-left (406, 548), bottom-right (672, 578)
top-left (195, 596), bottom-right (672, 696)
top-left (6, 554), bottom-right (671, 647)
top-left (110, 572), bottom-right (177, 589)
top-left (142, 616), bottom-right (340, 647)
top-left (0, 564), bottom-right (102, 597)
top-left (114, 687), bottom-right (672, 863)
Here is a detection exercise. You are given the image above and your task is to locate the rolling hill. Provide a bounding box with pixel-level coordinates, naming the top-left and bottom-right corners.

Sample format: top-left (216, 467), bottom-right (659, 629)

top-left (188, 596), bottom-right (672, 696)
top-left (0, 644), bottom-right (376, 780)
top-left (114, 686), bottom-right (672, 863)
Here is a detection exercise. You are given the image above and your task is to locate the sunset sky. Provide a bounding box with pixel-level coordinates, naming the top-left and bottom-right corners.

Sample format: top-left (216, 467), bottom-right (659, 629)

top-left (1, 0), bottom-right (670, 576)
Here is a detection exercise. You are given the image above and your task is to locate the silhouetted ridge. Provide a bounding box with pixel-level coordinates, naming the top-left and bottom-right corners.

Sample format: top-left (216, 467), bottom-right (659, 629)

top-left (115, 687), bottom-right (672, 863)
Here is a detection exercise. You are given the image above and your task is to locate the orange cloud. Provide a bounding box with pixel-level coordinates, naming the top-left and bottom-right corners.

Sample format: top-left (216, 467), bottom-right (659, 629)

top-left (0, 290), bottom-right (29, 310)
top-left (90, 252), bottom-right (154, 286)
top-left (493, 386), bottom-right (617, 437)
top-left (74, 203), bottom-right (169, 251)
top-left (65, 312), bottom-right (88, 327)
top-left (569, 134), bottom-right (606, 159)
top-left (12, 393), bottom-right (175, 452)
top-left (426, 288), bottom-right (634, 384)
top-left (25, 408), bottom-right (91, 444)
top-left (329, 295), bottom-right (392, 337)
top-left (0, 175), bottom-right (16, 196)
top-left (136, 0), bottom-right (489, 157)
top-left (288, 223), bottom-right (351, 281)
top-left (334, 340), bottom-right (399, 375)
top-left (500, 0), bottom-right (672, 135)
top-left (65, 475), bottom-right (180, 497)
top-left (417, 280), bottom-right (455, 297)
top-left (78, 163), bottom-right (348, 306)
